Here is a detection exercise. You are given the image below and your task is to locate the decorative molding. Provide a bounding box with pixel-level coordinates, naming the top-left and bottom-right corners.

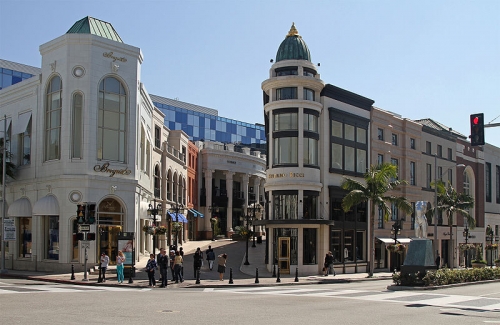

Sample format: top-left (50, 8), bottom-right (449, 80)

top-left (50, 61), bottom-right (56, 72)
top-left (111, 62), bottom-right (119, 72)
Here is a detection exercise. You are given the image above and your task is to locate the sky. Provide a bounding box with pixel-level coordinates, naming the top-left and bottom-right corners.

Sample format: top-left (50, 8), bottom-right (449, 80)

top-left (1, 0), bottom-right (499, 147)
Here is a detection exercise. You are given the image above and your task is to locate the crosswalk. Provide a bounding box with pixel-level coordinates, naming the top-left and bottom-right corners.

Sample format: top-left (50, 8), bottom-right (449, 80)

top-left (0, 282), bottom-right (138, 295)
top-left (207, 287), bottom-right (500, 312)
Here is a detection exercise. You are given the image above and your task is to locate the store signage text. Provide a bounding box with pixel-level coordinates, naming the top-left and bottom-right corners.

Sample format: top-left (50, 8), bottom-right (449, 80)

top-left (268, 172), bottom-right (305, 179)
top-left (94, 163), bottom-right (132, 177)
top-left (103, 52), bottom-right (127, 62)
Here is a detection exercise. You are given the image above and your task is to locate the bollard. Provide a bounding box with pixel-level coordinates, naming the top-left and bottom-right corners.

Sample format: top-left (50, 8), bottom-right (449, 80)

top-left (276, 267), bottom-right (281, 283)
top-left (255, 268), bottom-right (259, 284)
top-left (294, 267), bottom-right (299, 282)
top-left (70, 264), bottom-right (75, 280)
top-left (195, 269), bottom-right (201, 284)
top-left (97, 265), bottom-right (103, 283)
top-left (229, 267), bottom-right (234, 284)
top-left (272, 263), bottom-right (276, 277)
top-left (128, 269), bottom-right (134, 284)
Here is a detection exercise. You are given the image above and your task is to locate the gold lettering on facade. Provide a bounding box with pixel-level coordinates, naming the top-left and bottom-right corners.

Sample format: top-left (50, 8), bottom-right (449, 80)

top-left (268, 172), bottom-right (304, 179)
top-left (94, 162), bottom-right (132, 177)
top-left (103, 52), bottom-right (127, 62)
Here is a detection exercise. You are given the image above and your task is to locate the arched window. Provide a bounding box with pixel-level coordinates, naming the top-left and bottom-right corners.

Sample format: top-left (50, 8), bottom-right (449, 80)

top-left (182, 178), bottom-right (186, 205)
top-left (154, 165), bottom-right (161, 198)
top-left (167, 170), bottom-right (172, 201)
top-left (72, 92), bottom-right (83, 158)
top-left (97, 77), bottom-right (127, 162)
top-left (45, 75), bottom-right (62, 161)
top-left (173, 172), bottom-right (178, 202)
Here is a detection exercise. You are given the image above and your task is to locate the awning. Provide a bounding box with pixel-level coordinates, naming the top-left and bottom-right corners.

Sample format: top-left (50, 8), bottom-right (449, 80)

top-left (188, 208), bottom-right (204, 218)
top-left (397, 238), bottom-right (412, 244)
top-left (377, 237), bottom-right (396, 244)
top-left (32, 195), bottom-right (59, 216)
top-left (169, 212), bottom-right (187, 223)
top-left (13, 112), bottom-right (31, 134)
top-left (8, 197), bottom-right (31, 217)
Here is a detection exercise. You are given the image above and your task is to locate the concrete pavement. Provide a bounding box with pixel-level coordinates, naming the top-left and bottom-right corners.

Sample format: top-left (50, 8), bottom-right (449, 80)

top-left (0, 238), bottom-right (394, 288)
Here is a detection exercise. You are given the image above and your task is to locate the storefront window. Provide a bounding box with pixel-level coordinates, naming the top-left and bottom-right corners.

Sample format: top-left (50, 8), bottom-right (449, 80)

top-left (72, 219), bottom-right (79, 261)
top-left (303, 228), bottom-right (317, 264)
top-left (303, 191), bottom-right (318, 219)
top-left (273, 191), bottom-right (298, 220)
top-left (356, 231), bottom-right (366, 261)
top-left (344, 229), bottom-right (354, 262)
top-left (46, 216), bottom-right (59, 260)
top-left (19, 217), bottom-right (32, 258)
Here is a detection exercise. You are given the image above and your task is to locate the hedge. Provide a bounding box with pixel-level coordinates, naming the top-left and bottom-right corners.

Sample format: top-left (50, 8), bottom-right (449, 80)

top-left (392, 267), bottom-right (500, 287)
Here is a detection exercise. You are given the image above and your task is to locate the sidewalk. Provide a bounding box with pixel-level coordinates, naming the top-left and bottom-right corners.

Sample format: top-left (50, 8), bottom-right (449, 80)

top-left (0, 238), bottom-right (393, 288)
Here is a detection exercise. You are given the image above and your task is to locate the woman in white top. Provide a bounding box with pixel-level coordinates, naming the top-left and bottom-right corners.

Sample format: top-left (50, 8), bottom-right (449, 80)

top-left (116, 250), bottom-right (126, 283)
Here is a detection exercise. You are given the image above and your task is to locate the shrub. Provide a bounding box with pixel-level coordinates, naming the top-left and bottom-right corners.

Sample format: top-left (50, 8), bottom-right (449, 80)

top-left (393, 267), bottom-right (500, 286)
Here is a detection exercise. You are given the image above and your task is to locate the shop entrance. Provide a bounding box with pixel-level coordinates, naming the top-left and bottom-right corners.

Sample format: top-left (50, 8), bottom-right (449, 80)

top-left (96, 198), bottom-right (124, 265)
top-left (278, 237), bottom-right (290, 274)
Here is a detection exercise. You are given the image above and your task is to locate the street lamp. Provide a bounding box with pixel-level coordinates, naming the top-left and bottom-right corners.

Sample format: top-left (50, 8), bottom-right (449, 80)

top-left (486, 225), bottom-right (494, 268)
top-left (390, 219), bottom-right (402, 271)
top-left (433, 154), bottom-right (465, 269)
top-left (1, 115), bottom-right (7, 273)
top-left (463, 221), bottom-right (470, 268)
top-left (169, 203), bottom-right (184, 248)
top-left (208, 205), bottom-right (218, 241)
top-left (147, 199), bottom-right (162, 256)
top-left (244, 201), bottom-right (261, 265)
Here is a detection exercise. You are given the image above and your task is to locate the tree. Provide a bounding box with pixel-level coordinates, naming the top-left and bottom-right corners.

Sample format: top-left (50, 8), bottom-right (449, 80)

top-left (0, 138), bottom-right (16, 184)
top-left (341, 163), bottom-right (412, 277)
top-left (432, 181), bottom-right (474, 269)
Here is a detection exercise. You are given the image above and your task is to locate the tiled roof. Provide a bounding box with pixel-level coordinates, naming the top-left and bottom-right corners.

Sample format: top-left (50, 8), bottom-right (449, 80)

top-left (414, 118), bottom-right (466, 138)
top-left (67, 16), bottom-right (123, 43)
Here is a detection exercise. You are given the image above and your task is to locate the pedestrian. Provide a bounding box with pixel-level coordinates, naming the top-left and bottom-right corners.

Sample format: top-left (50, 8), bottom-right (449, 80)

top-left (158, 248), bottom-right (169, 288)
top-left (174, 251), bottom-right (184, 283)
top-left (169, 250), bottom-right (176, 281)
top-left (217, 253), bottom-right (227, 281)
top-left (179, 247), bottom-right (184, 277)
top-left (116, 250), bottom-right (126, 283)
top-left (193, 247), bottom-right (203, 277)
top-left (435, 253), bottom-right (441, 269)
top-left (206, 245), bottom-right (215, 271)
top-left (100, 252), bottom-right (109, 282)
top-left (323, 251), bottom-right (335, 276)
top-left (146, 253), bottom-right (158, 287)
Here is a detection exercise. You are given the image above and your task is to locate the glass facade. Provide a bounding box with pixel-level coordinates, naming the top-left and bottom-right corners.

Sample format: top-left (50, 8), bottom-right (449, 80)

top-left (0, 68), bottom-right (35, 90)
top-left (154, 101), bottom-right (266, 148)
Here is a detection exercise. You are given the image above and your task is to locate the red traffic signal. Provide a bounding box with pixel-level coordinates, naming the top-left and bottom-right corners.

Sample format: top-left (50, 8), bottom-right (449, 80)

top-left (470, 113), bottom-right (484, 146)
top-left (86, 233), bottom-right (96, 241)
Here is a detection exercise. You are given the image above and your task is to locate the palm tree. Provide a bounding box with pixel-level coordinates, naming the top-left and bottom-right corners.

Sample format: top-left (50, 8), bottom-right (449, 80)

top-left (432, 181), bottom-right (474, 269)
top-left (0, 138), bottom-right (16, 184)
top-left (341, 163), bottom-right (412, 277)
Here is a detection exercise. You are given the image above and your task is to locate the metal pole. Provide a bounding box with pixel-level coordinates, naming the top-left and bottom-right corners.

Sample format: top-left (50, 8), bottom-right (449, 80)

top-left (244, 210), bottom-right (250, 265)
top-left (83, 246), bottom-right (89, 281)
top-left (1, 115), bottom-right (7, 273)
top-left (434, 154), bottom-right (438, 260)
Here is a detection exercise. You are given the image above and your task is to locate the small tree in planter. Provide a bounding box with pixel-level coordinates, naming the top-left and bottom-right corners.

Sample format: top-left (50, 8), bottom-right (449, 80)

top-left (471, 244), bottom-right (487, 268)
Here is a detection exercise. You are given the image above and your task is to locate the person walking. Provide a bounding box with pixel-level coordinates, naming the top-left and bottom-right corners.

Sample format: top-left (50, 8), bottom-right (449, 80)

top-left (169, 250), bottom-right (176, 281)
top-left (206, 245), bottom-right (215, 271)
top-left (435, 253), bottom-right (441, 269)
top-left (100, 252), bottom-right (110, 282)
top-left (193, 247), bottom-right (203, 278)
top-left (174, 251), bottom-right (184, 283)
top-left (217, 253), bottom-right (227, 281)
top-left (323, 251), bottom-right (335, 276)
top-left (157, 248), bottom-right (169, 288)
top-left (146, 253), bottom-right (158, 287)
top-left (116, 250), bottom-right (126, 283)
top-left (179, 247), bottom-right (184, 277)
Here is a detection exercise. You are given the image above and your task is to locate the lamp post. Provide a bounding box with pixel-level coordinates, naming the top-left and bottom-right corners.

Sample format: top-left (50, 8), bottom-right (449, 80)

top-left (463, 221), bottom-right (470, 268)
top-left (244, 201), bottom-right (261, 265)
top-left (1, 115), bottom-right (7, 273)
top-left (169, 203), bottom-right (184, 248)
top-left (391, 219), bottom-right (402, 271)
top-left (208, 205), bottom-right (218, 241)
top-left (147, 199), bottom-right (162, 256)
top-left (486, 225), bottom-right (494, 268)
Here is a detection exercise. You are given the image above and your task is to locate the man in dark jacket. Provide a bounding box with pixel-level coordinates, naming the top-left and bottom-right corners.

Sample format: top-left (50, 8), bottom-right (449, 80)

top-left (157, 248), bottom-right (169, 288)
top-left (193, 247), bottom-right (203, 278)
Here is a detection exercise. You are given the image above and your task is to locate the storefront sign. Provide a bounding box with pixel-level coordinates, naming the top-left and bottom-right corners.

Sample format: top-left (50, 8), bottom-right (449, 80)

top-left (3, 219), bottom-right (16, 241)
top-left (94, 162), bottom-right (132, 177)
top-left (268, 172), bottom-right (305, 179)
top-left (103, 51), bottom-right (127, 62)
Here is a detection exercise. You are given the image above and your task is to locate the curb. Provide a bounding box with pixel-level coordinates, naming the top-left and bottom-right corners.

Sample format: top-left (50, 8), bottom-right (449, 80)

top-left (387, 278), bottom-right (500, 291)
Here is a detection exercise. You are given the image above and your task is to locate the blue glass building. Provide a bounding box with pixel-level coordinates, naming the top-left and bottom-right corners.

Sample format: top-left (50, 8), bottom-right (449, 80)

top-left (0, 59), bottom-right (39, 90)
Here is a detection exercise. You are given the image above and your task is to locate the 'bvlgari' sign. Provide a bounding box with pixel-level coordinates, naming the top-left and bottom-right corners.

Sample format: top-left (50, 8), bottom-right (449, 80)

top-left (94, 162), bottom-right (132, 177)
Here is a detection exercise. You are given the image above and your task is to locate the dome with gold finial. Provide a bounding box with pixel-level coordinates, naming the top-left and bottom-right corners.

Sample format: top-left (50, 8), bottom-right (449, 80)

top-left (275, 23), bottom-right (311, 62)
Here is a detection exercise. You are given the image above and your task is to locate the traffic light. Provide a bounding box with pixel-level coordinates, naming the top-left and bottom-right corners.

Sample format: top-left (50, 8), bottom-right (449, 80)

top-left (86, 233), bottom-right (96, 241)
top-left (77, 204), bottom-right (86, 224)
top-left (87, 203), bottom-right (96, 224)
top-left (470, 113), bottom-right (485, 146)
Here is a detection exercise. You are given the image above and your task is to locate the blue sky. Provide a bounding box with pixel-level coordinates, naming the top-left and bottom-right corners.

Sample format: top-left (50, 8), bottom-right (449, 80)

top-left (1, 0), bottom-right (499, 147)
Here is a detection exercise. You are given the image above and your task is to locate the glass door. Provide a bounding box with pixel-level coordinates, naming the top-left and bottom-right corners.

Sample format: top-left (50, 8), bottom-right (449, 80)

top-left (278, 237), bottom-right (290, 274)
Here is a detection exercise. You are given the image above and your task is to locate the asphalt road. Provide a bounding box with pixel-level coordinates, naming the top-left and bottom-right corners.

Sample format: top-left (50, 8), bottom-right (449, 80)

top-left (1, 278), bottom-right (499, 324)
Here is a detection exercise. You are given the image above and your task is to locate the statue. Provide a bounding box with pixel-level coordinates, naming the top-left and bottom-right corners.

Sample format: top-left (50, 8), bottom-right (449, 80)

top-left (414, 201), bottom-right (428, 238)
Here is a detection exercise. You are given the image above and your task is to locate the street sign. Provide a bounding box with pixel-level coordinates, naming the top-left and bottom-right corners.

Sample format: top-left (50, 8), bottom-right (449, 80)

top-left (78, 224), bottom-right (91, 232)
top-left (3, 219), bottom-right (16, 241)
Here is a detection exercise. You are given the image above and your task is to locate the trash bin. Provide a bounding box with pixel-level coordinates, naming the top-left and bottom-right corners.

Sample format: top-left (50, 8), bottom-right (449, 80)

top-left (257, 236), bottom-right (263, 244)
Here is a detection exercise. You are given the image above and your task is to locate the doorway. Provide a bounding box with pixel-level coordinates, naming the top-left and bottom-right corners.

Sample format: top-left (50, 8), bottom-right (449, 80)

top-left (278, 237), bottom-right (290, 274)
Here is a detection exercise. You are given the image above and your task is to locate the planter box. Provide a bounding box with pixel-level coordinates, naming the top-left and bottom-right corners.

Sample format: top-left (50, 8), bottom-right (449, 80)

top-left (471, 262), bottom-right (487, 268)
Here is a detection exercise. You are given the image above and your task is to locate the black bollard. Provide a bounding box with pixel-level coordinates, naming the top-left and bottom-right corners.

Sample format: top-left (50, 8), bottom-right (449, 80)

top-left (294, 267), bottom-right (299, 282)
top-left (229, 267), bottom-right (234, 284)
top-left (71, 264), bottom-right (75, 280)
top-left (276, 267), bottom-right (281, 283)
top-left (97, 265), bottom-right (103, 283)
top-left (128, 267), bottom-right (134, 284)
top-left (255, 268), bottom-right (259, 284)
top-left (195, 269), bottom-right (201, 284)
top-left (272, 263), bottom-right (276, 277)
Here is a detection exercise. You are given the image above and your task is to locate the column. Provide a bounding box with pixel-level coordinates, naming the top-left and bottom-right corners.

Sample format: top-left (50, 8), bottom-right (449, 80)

top-left (204, 169), bottom-right (214, 233)
top-left (224, 171), bottom-right (235, 233)
top-left (242, 174), bottom-right (250, 217)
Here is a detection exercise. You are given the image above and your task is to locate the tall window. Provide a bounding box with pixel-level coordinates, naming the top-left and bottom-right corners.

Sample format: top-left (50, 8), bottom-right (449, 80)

top-left (140, 126), bottom-right (145, 171)
top-left (377, 128), bottom-right (384, 141)
top-left (426, 163), bottom-right (432, 188)
top-left (390, 158), bottom-right (399, 179)
top-left (486, 162), bottom-right (491, 202)
top-left (276, 87), bottom-right (297, 100)
top-left (154, 165), bottom-right (160, 198)
top-left (437, 145), bottom-right (442, 158)
top-left (304, 110), bottom-right (319, 167)
top-left (496, 165), bottom-right (500, 204)
top-left (19, 117), bottom-right (31, 165)
top-left (426, 141), bottom-right (431, 155)
top-left (438, 166), bottom-right (443, 181)
top-left (273, 191), bottom-right (298, 220)
top-left (303, 191), bottom-right (318, 219)
top-left (97, 77), bottom-right (127, 162)
top-left (304, 138), bottom-right (318, 166)
top-left (391, 133), bottom-right (398, 146)
top-left (72, 93), bottom-right (83, 158)
top-left (274, 111), bottom-right (298, 131)
top-left (303, 228), bottom-right (317, 264)
top-left (273, 109), bottom-right (298, 166)
top-left (391, 203), bottom-right (398, 221)
top-left (45, 75), bottom-right (62, 161)
top-left (154, 125), bottom-right (161, 148)
top-left (303, 88), bottom-right (315, 101)
top-left (410, 161), bottom-right (416, 185)
top-left (45, 216), bottom-right (59, 260)
top-left (303, 111), bottom-right (318, 132)
top-left (410, 138), bottom-right (415, 149)
top-left (19, 217), bottom-right (32, 257)
top-left (377, 154), bottom-right (384, 166)
top-left (447, 148), bottom-right (453, 160)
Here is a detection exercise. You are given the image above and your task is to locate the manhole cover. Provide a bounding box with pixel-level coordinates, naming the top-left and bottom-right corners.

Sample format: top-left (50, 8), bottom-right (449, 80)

top-left (161, 310), bottom-right (175, 313)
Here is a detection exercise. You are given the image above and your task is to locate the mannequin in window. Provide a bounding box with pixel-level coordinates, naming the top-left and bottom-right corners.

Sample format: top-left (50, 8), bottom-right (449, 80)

top-left (344, 247), bottom-right (349, 260)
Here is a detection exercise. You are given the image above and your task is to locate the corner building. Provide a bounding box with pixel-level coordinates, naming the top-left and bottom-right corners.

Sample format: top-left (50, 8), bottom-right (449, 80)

top-left (260, 24), bottom-right (373, 275)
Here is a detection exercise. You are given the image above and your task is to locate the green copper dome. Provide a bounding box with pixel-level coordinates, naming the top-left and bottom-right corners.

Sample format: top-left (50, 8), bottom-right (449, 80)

top-left (275, 23), bottom-right (311, 62)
